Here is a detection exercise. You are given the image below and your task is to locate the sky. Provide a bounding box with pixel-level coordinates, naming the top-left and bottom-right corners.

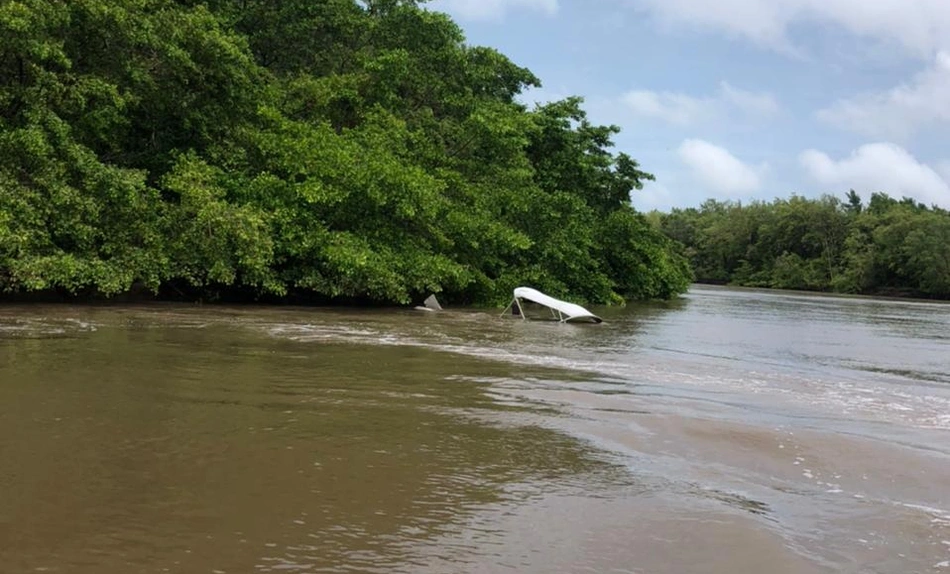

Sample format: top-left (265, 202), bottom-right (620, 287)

top-left (427, 0), bottom-right (950, 211)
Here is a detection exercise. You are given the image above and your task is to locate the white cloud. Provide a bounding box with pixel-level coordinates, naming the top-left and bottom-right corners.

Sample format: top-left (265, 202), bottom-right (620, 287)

top-left (432, 0), bottom-right (558, 21)
top-left (636, 181), bottom-right (675, 210)
top-left (622, 82), bottom-right (778, 126)
top-left (817, 52), bottom-right (950, 140)
top-left (937, 160), bottom-right (950, 184)
top-left (800, 143), bottom-right (950, 207)
top-left (623, 91), bottom-right (710, 125)
top-left (718, 82), bottom-right (780, 116)
top-left (627, 0), bottom-right (950, 57)
top-left (678, 139), bottom-right (765, 194)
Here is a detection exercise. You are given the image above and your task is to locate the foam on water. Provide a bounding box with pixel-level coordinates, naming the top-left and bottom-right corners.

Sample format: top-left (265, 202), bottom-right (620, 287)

top-left (0, 316), bottom-right (99, 338)
top-left (901, 504), bottom-right (950, 527)
top-left (262, 319), bottom-right (950, 434)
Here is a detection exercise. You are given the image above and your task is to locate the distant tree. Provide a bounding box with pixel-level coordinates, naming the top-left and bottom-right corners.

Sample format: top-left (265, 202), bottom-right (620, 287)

top-left (845, 189), bottom-right (862, 214)
top-left (654, 191), bottom-right (950, 299)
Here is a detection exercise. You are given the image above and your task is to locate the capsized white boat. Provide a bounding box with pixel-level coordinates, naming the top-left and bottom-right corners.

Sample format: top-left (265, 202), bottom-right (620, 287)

top-left (502, 287), bottom-right (603, 324)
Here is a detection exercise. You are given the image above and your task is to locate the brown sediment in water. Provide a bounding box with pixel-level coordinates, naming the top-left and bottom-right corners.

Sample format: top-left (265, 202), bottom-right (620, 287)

top-left (1, 290), bottom-right (949, 573)
top-left (411, 492), bottom-right (829, 574)
top-left (488, 385), bottom-right (950, 573)
top-left (512, 386), bottom-right (950, 501)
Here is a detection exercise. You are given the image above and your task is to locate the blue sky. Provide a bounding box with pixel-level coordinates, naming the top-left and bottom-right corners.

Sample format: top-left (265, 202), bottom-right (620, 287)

top-left (428, 0), bottom-right (950, 211)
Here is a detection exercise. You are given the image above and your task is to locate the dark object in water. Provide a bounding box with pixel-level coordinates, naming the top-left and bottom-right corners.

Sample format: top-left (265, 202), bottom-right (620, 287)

top-left (414, 294), bottom-right (443, 312)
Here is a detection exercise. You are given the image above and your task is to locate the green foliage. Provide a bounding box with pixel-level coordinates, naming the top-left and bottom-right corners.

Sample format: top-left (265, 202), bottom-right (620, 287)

top-left (0, 109), bottom-right (165, 295)
top-left (655, 192), bottom-right (950, 299)
top-left (597, 208), bottom-right (691, 301)
top-left (161, 153), bottom-right (277, 292)
top-left (0, 0), bottom-right (689, 304)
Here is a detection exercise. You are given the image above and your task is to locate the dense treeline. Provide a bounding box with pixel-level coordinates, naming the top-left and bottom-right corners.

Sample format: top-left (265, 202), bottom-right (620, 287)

top-left (0, 0), bottom-right (690, 305)
top-left (654, 191), bottom-right (950, 298)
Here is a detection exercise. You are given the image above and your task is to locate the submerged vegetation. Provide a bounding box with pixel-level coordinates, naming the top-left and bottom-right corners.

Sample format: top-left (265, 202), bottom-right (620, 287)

top-left (0, 0), bottom-right (691, 304)
top-left (654, 191), bottom-right (950, 299)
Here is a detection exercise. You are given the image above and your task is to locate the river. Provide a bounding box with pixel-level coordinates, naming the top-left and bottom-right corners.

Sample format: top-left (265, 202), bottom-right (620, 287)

top-left (1, 285), bottom-right (948, 573)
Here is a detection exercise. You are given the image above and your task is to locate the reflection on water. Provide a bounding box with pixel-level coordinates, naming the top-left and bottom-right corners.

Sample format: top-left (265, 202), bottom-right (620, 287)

top-left (1, 286), bottom-right (949, 573)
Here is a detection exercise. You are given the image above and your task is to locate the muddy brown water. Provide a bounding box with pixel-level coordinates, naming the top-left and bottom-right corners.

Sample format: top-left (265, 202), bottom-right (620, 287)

top-left (1, 286), bottom-right (949, 573)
